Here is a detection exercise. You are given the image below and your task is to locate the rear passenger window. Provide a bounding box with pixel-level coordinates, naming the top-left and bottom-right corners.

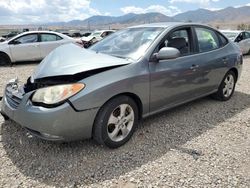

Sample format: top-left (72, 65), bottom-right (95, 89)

top-left (244, 32), bottom-right (250, 39)
top-left (41, 34), bottom-right (62, 42)
top-left (218, 33), bottom-right (228, 47)
top-left (195, 28), bottom-right (220, 53)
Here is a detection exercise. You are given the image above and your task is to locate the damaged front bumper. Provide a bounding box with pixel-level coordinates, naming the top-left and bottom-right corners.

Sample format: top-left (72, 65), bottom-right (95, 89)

top-left (0, 80), bottom-right (99, 141)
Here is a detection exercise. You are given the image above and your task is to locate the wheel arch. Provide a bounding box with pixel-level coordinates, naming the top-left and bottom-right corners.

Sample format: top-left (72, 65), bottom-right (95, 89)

top-left (0, 51), bottom-right (11, 63)
top-left (229, 67), bottom-right (238, 82)
top-left (91, 92), bottom-right (143, 140)
top-left (103, 92), bottom-right (143, 121)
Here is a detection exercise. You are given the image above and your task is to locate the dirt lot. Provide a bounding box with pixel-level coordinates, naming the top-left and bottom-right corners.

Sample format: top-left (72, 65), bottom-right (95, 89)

top-left (0, 57), bottom-right (250, 187)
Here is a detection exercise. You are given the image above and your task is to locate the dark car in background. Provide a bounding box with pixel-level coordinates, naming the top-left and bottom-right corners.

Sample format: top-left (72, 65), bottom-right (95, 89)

top-left (2, 31), bottom-right (20, 40)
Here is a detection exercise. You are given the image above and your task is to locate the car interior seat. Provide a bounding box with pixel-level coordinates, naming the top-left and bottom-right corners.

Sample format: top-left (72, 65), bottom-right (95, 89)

top-left (167, 37), bottom-right (189, 55)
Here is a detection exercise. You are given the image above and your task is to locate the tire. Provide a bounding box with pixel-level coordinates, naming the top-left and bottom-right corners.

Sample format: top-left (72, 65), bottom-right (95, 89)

top-left (1, 112), bottom-right (10, 121)
top-left (212, 70), bottom-right (236, 101)
top-left (0, 53), bottom-right (11, 66)
top-left (93, 96), bottom-right (139, 148)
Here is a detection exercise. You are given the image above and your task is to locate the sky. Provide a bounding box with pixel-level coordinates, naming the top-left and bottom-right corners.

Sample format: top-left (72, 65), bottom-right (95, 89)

top-left (0, 0), bottom-right (250, 25)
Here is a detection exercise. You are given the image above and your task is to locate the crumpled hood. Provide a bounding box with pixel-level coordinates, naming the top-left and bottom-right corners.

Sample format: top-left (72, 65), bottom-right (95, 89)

top-left (33, 43), bottom-right (131, 79)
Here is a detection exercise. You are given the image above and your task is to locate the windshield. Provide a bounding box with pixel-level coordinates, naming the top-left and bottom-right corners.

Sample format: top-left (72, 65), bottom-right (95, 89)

top-left (90, 32), bottom-right (102, 37)
top-left (222, 32), bottom-right (239, 40)
top-left (89, 27), bottom-right (164, 61)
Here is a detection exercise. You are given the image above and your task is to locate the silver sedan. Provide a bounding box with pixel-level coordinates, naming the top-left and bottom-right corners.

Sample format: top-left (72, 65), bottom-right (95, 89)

top-left (0, 31), bottom-right (76, 65)
top-left (1, 23), bottom-right (243, 148)
top-left (221, 30), bottom-right (250, 55)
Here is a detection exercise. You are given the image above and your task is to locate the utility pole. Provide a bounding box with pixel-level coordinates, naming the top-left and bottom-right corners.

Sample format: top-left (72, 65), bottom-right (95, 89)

top-left (88, 20), bottom-right (90, 31)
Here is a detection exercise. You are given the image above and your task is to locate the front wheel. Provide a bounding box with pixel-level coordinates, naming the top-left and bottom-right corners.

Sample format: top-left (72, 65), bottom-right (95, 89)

top-left (212, 70), bottom-right (236, 101)
top-left (93, 96), bottom-right (139, 148)
top-left (0, 53), bottom-right (11, 66)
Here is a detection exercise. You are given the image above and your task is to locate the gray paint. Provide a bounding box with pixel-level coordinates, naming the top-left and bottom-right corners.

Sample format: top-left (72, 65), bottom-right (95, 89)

top-left (33, 43), bottom-right (132, 79)
top-left (1, 23), bottom-right (243, 141)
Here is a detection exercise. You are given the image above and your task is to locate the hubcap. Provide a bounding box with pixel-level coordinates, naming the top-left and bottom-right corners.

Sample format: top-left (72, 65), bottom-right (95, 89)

top-left (223, 74), bottom-right (235, 98)
top-left (107, 104), bottom-right (135, 142)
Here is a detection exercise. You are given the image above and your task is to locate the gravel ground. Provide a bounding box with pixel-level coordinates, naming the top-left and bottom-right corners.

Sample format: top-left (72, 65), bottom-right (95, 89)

top-left (0, 57), bottom-right (250, 187)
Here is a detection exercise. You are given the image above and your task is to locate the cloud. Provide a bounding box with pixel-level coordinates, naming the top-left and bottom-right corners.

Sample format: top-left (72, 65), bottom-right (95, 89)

top-left (234, 3), bottom-right (250, 8)
top-left (169, 0), bottom-right (220, 6)
top-left (121, 5), bottom-right (181, 16)
top-left (0, 0), bottom-right (101, 24)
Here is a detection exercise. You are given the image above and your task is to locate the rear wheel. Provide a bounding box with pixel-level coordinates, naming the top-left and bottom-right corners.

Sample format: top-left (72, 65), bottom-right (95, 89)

top-left (93, 96), bottom-right (139, 148)
top-left (212, 70), bottom-right (236, 101)
top-left (0, 53), bottom-right (11, 66)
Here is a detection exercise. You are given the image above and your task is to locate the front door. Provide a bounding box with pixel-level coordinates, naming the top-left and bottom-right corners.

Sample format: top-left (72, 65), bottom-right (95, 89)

top-left (149, 27), bottom-right (203, 112)
top-left (9, 34), bottom-right (41, 62)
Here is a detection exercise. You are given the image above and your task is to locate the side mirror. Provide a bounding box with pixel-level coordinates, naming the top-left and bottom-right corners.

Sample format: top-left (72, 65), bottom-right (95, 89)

top-left (155, 47), bottom-right (181, 61)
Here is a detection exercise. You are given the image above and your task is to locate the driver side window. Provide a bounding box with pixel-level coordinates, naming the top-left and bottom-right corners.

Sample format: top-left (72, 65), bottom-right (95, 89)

top-left (159, 28), bottom-right (191, 56)
top-left (13, 34), bottom-right (38, 44)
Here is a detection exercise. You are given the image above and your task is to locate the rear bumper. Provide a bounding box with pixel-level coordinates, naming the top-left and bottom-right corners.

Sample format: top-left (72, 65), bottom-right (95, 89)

top-left (1, 90), bottom-right (99, 141)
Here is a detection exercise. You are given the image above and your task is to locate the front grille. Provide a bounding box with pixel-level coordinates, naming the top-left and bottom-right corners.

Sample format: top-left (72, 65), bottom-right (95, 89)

top-left (5, 87), bottom-right (23, 109)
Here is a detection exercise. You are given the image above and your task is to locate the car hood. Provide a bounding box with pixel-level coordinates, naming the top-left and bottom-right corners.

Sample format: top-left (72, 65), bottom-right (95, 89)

top-left (81, 36), bottom-right (95, 42)
top-left (33, 43), bottom-right (131, 79)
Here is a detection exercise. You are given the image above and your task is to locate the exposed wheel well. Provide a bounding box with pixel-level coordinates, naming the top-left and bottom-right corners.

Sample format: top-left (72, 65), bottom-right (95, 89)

top-left (229, 68), bottom-right (238, 82)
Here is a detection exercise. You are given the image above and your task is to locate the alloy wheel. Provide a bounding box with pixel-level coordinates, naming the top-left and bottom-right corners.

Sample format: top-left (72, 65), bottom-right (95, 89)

top-left (223, 74), bottom-right (235, 98)
top-left (107, 104), bottom-right (135, 142)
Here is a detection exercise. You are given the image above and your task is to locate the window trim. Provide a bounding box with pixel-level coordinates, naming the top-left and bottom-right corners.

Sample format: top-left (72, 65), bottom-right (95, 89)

top-left (216, 31), bottom-right (229, 48)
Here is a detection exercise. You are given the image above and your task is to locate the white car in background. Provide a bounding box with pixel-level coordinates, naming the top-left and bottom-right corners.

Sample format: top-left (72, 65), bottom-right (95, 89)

top-left (81, 30), bottom-right (115, 48)
top-left (0, 31), bottom-right (76, 65)
top-left (221, 30), bottom-right (250, 55)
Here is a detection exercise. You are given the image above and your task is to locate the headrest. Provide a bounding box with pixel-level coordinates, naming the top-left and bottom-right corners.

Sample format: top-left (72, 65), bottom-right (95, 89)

top-left (168, 37), bottom-right (187, 49)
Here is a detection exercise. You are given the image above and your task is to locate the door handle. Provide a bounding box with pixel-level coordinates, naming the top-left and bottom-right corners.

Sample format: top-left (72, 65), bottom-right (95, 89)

top-left (190, 64), bottom-right (199, 71)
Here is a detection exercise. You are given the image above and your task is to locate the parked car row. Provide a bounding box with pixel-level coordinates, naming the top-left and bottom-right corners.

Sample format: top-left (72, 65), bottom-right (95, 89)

top-left (1, 23), bottom-right (243, 148)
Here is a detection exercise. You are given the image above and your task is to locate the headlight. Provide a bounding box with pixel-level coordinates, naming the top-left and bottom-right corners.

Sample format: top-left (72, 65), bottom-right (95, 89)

top-left (32, 83), bottom-right (85, 105)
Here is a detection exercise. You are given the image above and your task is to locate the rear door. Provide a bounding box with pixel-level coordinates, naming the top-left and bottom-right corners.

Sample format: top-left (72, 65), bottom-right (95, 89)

top-left (9, 33), bottom-right (41, 62)
top-left (192, 26), bottom-right (230, 94)
top-left (39, 33), bottom-right (65, 58)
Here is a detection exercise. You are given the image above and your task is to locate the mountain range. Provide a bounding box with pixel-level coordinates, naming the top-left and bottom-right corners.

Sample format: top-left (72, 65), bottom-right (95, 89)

top-left (49, 6), bottom-right (250, 28)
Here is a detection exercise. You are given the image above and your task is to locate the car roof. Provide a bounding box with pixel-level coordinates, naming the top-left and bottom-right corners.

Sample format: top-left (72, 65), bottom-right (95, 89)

top-left (20, 30), bottom-right (64, 35)
top-left (129, 22), bottom-right (210, 29)
top-left (93, 30), bottom-right (116, 32)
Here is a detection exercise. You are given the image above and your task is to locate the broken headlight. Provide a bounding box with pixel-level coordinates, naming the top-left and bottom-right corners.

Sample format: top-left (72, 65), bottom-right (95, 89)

top-left (31, 83), bottom-right (85, 106)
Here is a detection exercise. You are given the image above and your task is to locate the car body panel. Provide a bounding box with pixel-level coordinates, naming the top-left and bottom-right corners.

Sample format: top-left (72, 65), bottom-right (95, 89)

top-left (1, 91), bottom-right (98, 140)
top-left (10, 41), bottom-right (41, 62)
top-left (1, 23), bottom-right (243, 141)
